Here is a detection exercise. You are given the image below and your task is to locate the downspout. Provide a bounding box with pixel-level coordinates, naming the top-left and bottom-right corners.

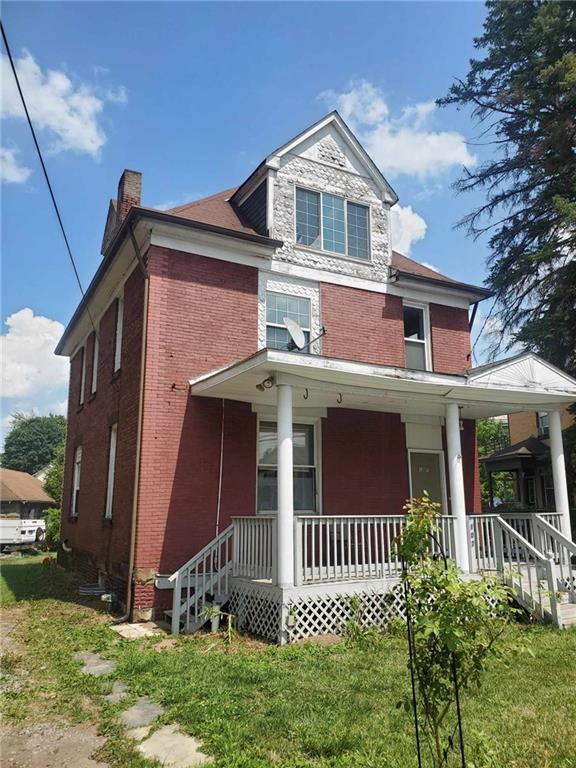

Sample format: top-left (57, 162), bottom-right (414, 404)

top-left (113, 224), bottom-right (149, 623)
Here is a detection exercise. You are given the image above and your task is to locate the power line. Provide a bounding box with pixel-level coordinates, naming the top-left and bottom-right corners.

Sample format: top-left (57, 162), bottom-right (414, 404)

top-left (1, 20), bottom-right (97, 335)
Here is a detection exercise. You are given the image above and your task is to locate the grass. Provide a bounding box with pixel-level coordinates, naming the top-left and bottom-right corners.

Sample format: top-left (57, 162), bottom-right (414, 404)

top-left (1, 553), bottom-right (576, 768)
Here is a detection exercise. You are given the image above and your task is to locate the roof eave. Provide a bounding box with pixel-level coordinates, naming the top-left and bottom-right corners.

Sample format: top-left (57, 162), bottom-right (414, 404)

top-left (396, 270), bottom-right (493, 302)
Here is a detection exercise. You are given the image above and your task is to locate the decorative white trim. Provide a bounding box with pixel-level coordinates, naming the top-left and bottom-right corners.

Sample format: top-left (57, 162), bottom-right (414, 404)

top-left (258, 271), bottom-right (321, 354)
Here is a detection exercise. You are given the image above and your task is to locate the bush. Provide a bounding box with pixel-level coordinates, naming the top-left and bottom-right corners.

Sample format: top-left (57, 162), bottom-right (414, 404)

top-left (45, 508), bottom-right (61, 548)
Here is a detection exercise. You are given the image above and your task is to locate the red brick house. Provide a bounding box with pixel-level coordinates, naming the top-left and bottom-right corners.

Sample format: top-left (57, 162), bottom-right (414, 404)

top-left (56, 113), bottom-right (576, 640)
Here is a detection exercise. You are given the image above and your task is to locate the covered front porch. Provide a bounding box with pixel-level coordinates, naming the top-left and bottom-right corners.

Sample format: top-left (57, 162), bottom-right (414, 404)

top-left (168, 350), bottom-right (576, 641)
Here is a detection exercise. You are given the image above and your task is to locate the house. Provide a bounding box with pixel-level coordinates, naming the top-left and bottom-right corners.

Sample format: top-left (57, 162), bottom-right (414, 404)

top-left (482, 407), bottom-right (575, 521)
top-left (55, 112), bottom-right (576, 641)
top-left (0, 468), bottom-right (54, 518)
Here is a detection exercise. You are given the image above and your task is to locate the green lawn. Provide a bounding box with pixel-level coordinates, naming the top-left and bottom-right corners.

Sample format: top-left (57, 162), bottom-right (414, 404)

top-left (1, 553), bottom-right (576, 768)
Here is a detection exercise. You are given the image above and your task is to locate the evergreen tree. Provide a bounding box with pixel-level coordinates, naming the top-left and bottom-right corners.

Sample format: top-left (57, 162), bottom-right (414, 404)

top-left (440, 0), bottom-right (576, 374)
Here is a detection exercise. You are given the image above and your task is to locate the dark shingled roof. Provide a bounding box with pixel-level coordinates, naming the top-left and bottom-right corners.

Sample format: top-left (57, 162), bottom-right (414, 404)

top-left (480, 436), bottom-right (550, 462)
top-left (164, 189), bottom-right (489, 296)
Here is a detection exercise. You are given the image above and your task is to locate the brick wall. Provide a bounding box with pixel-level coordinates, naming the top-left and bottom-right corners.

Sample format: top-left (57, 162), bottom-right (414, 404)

top-left (322, 409), bottom-right (410, 515)
top-left (321, 283), bottom-right (405, 366)
top-left (134, 247), bottom-right (259, 613)
top-left (430, 304), bottom-right (471, 374)
top-left (59, 267), bottom-right (145, 594)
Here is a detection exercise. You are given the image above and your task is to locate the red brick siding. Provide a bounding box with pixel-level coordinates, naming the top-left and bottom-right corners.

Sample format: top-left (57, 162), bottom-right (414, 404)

top-left (320, 284), bottom-right (405, 367)
top-left (430, 304), bottom-right (471, 374)
top-left (135, 247), bottom-right (259, 605)
top-left (59, 267), bottom-right (144, 590)
top-left (322, 409), bottom-right (410, 516)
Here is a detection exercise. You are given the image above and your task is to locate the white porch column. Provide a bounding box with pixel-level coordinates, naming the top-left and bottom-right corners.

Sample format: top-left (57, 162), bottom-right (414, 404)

top-left (548, 410), bottom-right (572, 540)
top-left (445, 403), bottom-right (470, 572)
top-left (277, 384), bottom-right (294, 587)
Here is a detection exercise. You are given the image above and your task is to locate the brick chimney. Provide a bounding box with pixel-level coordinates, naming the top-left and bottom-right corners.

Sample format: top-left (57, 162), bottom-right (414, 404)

top-left (117, 169), bottom-right (142, 223)
top-left (101, 169), bottom-right (142, 256)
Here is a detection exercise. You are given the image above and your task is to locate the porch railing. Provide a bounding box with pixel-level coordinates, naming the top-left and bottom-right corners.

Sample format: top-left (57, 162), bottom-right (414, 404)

top-left (232, 516), bottom-right (276, 581)
top-left (293, 515), bottom-right (457, 585)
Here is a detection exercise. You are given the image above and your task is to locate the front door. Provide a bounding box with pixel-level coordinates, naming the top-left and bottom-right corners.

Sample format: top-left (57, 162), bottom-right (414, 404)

top-left (409, 451), bottom-right (446, 513)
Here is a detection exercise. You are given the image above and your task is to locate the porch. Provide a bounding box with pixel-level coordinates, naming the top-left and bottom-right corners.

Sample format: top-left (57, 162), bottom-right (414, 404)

top-left (167, 350), bottom-right (576, 642)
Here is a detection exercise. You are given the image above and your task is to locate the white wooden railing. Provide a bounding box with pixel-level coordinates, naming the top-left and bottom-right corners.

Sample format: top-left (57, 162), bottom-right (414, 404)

top-left (294, 515), bottom-right (457, 585)
top-left (232, 516), bottom-right (276, 581)
top-left (496, 517), bottom-right (559, 626)
top-left (469, 512), bottom-right (563, 572)
top-left (533, 515), bottom-right (576, 602)
top-left (168, 525), bottom-right (234, 634)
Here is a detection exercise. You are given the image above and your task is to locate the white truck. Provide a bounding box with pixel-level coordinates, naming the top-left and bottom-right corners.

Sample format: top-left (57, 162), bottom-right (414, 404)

top-left (0, 517), bottom-right (46, 551)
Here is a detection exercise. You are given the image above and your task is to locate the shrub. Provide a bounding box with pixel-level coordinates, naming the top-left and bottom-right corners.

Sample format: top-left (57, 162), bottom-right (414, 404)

top-left (45, 508), bottom-right (61, 548)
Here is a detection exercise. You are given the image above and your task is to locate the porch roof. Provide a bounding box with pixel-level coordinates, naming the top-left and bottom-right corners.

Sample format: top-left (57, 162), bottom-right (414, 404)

top-left (189, 350), bottom-right (576, 420)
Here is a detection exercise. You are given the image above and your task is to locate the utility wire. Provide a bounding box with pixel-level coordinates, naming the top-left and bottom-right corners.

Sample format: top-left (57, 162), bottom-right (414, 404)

top-left (1, 20), bottom-right (98, 335)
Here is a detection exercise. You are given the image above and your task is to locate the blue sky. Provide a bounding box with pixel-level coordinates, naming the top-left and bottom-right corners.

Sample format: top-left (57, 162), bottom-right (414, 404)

top-left (1, 1), bottom-right (493, 440)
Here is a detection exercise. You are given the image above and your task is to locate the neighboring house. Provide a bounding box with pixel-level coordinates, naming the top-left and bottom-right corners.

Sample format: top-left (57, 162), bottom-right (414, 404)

top-left (0, 468), bottom-right (54, 518)
top-left (55, 112), bottom-right (576, 641)
top-left (482, 408), bottom-right (575, 511)
top-left (34, 465), bottom-right (51, 484)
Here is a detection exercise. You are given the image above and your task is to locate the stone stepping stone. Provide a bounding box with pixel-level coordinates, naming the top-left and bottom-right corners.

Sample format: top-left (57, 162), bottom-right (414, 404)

top-left (137, 724), bottom-right (213, 767)
top-left (127, 725), bottom-right (151, 742)
top-left (119, 697), bottom-right (163, 728)
top-left (105, 680), bottom-right (127, 704)
top-left (75, 651), bottom-right (116, 677)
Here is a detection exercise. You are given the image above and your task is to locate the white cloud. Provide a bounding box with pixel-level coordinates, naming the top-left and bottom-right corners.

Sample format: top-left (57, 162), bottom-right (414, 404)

top-left (1, 308), bottom-right (68, 400)
top-left (321, 80), bottom-right (476, 179)
top-left (1, 49), bottom-right (126, 157)
top-left (0, 147), bottom-right (31, 183)
top-left (390, 204), bottom-right (427, 255)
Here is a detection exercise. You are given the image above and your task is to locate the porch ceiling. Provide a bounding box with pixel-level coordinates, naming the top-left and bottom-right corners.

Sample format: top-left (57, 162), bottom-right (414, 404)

top-left (189, 350), bottom-right (576, 420)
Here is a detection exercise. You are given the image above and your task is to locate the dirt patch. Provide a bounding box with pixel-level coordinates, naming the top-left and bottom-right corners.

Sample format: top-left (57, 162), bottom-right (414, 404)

top-left (0, 721), bottom-right (108, 767)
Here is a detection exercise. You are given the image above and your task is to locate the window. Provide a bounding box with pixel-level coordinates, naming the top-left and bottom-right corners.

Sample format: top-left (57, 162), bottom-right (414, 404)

top-left (71, 446), bottom-right (82, 517)
top-left (79, 347), bottom-right (86, 405)
top-left (114, 297), bottom-right (124, 372)
top-left (295, 187), bottom-right (370, 260)
top-left (91, 332), bottom-right (99, 395)
top-left (257, 421), bottom-right (317, 513)
top-left (404, 304), bottom-right (429, 371)
top-left (537, 412), bottom-right (549, 436)
top-left (265, 291), bottom-right (311, 350)
top-left (104, 424), bottom-right (118, 520)
top-left (295, 188), bottom-right (321, 248)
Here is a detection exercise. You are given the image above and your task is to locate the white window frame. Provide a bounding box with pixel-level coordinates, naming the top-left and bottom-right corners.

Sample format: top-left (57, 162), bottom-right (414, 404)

top-left (256, 416), bottom-right (322, 515)
top-left (265, 290), bottom-right (311, 351)
top-left (294, 185), bottom-right (372, 263)
top-left (537, 411), bottom-right (549, 436)
top-left (91, 331), bottom-right (99, 395)
top-left (407, 448), bottom-right (448, 515)
top-left (258, 273), bottom-right (321, 354)
top-left (403, 301), bottom-right (432, 372)
top-left (71, 445), bottom-right (82, 517)
top-left (104, 423), bottom-right (118, 520)
top-left (79, 346), bottom-right (87, 405)
top-left (114, 297), bottom-right (124, 372)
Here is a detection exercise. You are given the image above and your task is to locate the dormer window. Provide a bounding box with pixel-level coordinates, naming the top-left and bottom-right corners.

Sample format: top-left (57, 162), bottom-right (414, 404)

top-left (295, 187), bottom-right (370, 261)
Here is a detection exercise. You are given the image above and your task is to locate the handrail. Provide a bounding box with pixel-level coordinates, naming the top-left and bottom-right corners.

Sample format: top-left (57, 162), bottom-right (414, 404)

top-left (168, 524), bottom-right (233, 583)
top-left (496, 517), bottom-right (560, 627)
top-left (535, 515), bottom-right (576, 552)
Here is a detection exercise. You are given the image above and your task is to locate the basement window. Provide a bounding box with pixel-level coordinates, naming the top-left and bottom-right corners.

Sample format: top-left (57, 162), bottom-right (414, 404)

top-left (404, 303), bottom-right (430, 371)
top-left (257, 421), bottom-right (317, 513)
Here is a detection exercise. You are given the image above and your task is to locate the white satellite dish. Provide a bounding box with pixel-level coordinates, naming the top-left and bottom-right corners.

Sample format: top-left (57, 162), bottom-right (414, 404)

top-left (283, 317), bottom-right (306, 350)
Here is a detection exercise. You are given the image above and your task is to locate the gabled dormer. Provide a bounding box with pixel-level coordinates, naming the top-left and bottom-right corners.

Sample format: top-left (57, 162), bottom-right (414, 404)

top-left (230, 111), bottom-right (398, 282)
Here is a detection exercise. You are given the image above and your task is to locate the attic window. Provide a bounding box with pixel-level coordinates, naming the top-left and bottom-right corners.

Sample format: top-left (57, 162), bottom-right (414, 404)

top-left (295, 187), bottom-right (370, 261)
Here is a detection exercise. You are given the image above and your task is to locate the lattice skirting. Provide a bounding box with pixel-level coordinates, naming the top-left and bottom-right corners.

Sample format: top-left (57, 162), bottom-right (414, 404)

top-left (229, 582), bottom-right (284, 643)
top-left (229, 579), bottom-right (406, 644)
top-left (285, 585), bottom-right (406, 643)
